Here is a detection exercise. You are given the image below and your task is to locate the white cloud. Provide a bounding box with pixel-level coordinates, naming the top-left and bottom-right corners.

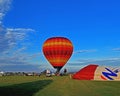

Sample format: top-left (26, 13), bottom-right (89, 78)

top-left (0, 52), bottom-right (41, 66)
top-left (112, 48), bottom-right (120, 51)
top-left (0, 51), bottom-right (44, 72)
top-left (7, 28), bottom-right (35, 32)
top-left (0, 0), bottom-right (38, 72)
top-left (13, 47), bottom-right (26, 55)
top-left (6, 28), bottom-right (35, 40)
top-left (0, 25), bottom-right (11, 53)
top-left (64, 57), bottom-right (120, 72)
top-left (0, 13), bottom-right (4, 22)
top-left (70, 58), bottom-right (120, 67)
top-left (74, 49), bottom-right (97, 54)
top-left (0, 0), bottom-right (12, 22)
top-left (0, 25), bottom-right (35, 54)
top-left (0, 56), bottom-right (26, 65)
top-left (28, 53), bottom-right (41, 59)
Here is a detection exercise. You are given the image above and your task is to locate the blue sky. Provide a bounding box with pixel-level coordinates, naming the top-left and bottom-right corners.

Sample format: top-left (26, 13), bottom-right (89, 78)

top-left (0, 0), bottom-right (120, 72)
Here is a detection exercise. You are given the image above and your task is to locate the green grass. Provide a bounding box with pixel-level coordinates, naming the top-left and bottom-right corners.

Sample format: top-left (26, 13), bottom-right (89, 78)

top-left (0, 75), bottom-right (120, 96)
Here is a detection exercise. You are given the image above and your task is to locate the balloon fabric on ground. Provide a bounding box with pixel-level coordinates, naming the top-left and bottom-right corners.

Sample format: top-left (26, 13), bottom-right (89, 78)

top-left (72, 64), bottom-right (120, 80)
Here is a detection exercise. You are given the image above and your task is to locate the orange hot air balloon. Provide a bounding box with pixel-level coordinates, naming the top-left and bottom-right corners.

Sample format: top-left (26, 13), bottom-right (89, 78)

top-left (42, 37), bottom-right (73, 74)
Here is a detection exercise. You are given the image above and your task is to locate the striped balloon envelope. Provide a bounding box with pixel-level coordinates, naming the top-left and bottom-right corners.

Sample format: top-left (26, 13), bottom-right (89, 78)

top-left (72, 64), bottom-right (120, 80)
top-left (42, 37), bottom-right (73, 73)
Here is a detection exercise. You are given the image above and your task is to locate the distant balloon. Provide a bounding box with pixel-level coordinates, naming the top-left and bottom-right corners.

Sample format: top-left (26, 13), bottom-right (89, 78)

top-left (42, 37), bottom-right (73, 74)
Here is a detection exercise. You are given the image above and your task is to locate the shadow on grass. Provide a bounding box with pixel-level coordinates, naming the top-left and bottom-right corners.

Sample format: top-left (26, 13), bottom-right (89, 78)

top-left (0, 80), bottom-right (53, 96)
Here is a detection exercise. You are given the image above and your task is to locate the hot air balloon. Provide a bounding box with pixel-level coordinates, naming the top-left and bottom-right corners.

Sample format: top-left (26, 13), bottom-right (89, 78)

top-left (42, 37), bottom-right (73, 74)
top-left (72, 64), bottom-right (120, 80)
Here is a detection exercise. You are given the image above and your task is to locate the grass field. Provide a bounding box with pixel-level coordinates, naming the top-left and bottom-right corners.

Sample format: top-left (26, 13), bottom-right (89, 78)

top-left (0, 75), bottom-right (120, 96)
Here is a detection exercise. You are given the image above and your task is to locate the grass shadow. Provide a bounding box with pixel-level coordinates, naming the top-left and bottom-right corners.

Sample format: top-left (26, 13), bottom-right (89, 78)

top-left (0, 80), bottom-right (53, 96)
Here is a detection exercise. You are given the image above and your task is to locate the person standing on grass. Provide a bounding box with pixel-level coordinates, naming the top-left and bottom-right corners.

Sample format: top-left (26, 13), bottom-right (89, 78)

top-left (64, 68), bottom-right (67, 75)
